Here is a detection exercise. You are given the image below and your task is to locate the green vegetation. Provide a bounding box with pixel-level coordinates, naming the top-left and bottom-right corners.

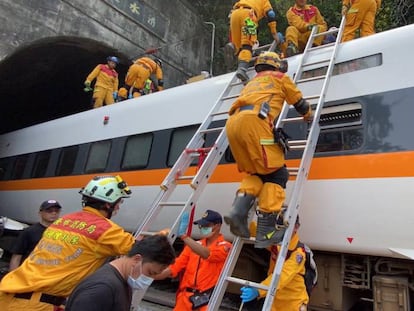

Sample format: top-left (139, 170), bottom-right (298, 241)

top-left (192, 0), bottom-right (413, 75)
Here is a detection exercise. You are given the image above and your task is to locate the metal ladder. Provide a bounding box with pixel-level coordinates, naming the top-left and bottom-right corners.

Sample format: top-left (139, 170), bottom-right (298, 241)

top-left (132, 39), bottom-right (278, 242)
top-left (208, 16), bottom-right (346, 311)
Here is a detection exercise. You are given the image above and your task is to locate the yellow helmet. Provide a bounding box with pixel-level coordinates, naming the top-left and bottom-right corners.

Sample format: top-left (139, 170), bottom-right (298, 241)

top-left (255, 51), bottom-right (281, 70)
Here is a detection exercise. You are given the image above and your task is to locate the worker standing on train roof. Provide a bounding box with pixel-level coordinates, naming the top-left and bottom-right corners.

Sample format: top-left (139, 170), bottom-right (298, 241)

top-left (117, 56), bottom-right (163, 101)
top-left (342, 0), bottom-right (381, 42)
top-left (84, 56), bottom-right (119, 108)
top-left (227, 0), bottom-right (280, 82)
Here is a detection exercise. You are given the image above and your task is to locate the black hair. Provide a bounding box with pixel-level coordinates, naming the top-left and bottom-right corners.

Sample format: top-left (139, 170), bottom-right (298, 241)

top-left (128, 235), bottom-right (175, 266)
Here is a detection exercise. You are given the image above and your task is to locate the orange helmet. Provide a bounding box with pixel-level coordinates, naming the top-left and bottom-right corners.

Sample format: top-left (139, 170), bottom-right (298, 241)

top-left (255, 51), bottom-right (281, 70)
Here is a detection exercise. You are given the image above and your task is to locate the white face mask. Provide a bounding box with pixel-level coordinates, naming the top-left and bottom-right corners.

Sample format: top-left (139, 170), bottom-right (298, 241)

top-left (128, 273), bottom-right (154, 310)
top-left (200, 226), bottom-right (213, 236)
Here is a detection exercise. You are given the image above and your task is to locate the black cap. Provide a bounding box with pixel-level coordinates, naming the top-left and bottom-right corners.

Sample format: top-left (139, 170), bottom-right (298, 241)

top-left (39, 200), bottom-right (62, 211)
top-left (193, 209), bottom-right (222, 226)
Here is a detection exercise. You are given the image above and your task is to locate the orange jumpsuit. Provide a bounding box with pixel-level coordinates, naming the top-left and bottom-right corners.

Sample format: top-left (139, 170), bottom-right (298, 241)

top-left (258, 233), bottom-right (309, 310)
top-left (230, 0), bottom-right (277, 63)
top-left (85, 64), bottom-right (119, 108)
top-left (0, 207), bottom-right (135, 311)
top-left (226, 70), bottom-right (304, 213)
top-left (286, 4), bottom-right (327, 51)
top-left (169, 234), bottom-right (231, 311)
top-left (342, 0), bottom-right (381, 42)
top-left (118, 57), bottom-right (163, 99)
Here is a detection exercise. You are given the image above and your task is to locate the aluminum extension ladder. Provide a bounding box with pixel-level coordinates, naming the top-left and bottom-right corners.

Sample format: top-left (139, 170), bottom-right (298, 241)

top-left (208, 16), bottom-right (346, 311)
top-left (132, 43), bottom-right (279, 243)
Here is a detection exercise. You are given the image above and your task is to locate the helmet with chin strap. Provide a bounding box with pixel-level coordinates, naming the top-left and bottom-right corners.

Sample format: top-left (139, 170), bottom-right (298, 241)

top-left (80, 175), bottom-right (131, 204)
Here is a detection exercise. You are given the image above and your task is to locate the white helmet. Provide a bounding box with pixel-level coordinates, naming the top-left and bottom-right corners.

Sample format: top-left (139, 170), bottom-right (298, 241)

top-left (80, 175), bottom-right (131, 204)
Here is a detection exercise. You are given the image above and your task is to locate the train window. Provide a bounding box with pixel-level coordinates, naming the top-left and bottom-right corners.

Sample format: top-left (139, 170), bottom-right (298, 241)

top-left (32, 150), bottom-right (51, 178)
top-left (121, 133), bottom-right (153, 170)
top-left (56, 146), bottom-right (79, 176)
top-left (319, 103), bottom-right (362, 129)
top-left (302, 53), bottom-right (382, 79)
top-left (11, 154), bottom-right (29, 180)
top-left (0, 157), bottom-right (10, 180)
top-left (167, 125), bottom-right (199, 167)
top-left (84, 140), bottom-right (111, 173)
top-left (316, 128), bottom-right (364, 152)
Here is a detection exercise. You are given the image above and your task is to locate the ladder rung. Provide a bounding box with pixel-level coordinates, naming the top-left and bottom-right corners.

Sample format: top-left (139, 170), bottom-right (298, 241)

top-left (309, 42), bottom-right (335, 51)
top-left (317, 28), bottom-right (339, 37)
top-left (253, 43), bottom-right (272, 51)
top-left (176, 175), bottom-right (195, 181)
top-left (289, 145), bottom-right (306, 151)
top-left (226, 276), bottom-right (269, 291)
top-left (281, 116), bottom-right (305, 123)
top-left (159, 201), bottom-right (187, 206)
top-left (221, 94), bottom-right (240, 101)
top-left (297, 75), bottom-right (326, 84)
top-left (289, 140), bottom-right (307, 146)
top-left (302, 58), bottom-right (330, 67)
top-left (199, 127), bottom-right (225, 134)
top-left (210, 110), bottom-right (229, 117)
top-left (304, 94), bottom-right (321, 100)
top-left (230, 80), bottom-right (244, 87)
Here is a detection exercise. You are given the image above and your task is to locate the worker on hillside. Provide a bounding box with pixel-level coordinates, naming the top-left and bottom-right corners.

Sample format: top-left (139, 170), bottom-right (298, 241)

top-left (285, 0), bottom-right (327, 57)
top-left (154, 210), bottom-right (232, 311)
top-left (224, 51), bottom-right (311, 249)
top-left (342, 0), bottom-right (381, 42)
top-left (0, 175), bottom-right (135, 311)
top-left (118, 56), bottom-right (163, 101)
top-left (9, 200), bottom-right (62, 271)
top-left (240, 216), bottom-right (309, 310)
top-left (84, 56), bottom-right (119, 108)
top-left (227, 0), bottom-right (280, 82)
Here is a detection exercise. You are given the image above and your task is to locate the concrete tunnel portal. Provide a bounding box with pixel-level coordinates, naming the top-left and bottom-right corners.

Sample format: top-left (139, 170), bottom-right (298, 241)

top-left (0, 36), bottom-right (130, 135)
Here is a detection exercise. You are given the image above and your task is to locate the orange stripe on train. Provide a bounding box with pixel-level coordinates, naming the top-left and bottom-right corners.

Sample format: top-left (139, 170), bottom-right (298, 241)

top-left (1, 151), bottom-right (413, 191)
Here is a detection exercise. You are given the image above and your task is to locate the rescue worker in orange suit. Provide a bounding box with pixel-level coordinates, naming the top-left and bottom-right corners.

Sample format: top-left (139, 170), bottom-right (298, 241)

top-left (118, 56), bottom-right (163, 101)
top-left (342, 0), bottom-right (381, 42)
top-left (228, 0), bottom-right (280, 82)
top-left (224, 51), bottom-right (311, 249)
top-left (154, 210), bottom-right (232, 311)
top-left (0, 175), bottom-right (135, 311)
top-left (285, 0), bottom-right (327, 57)
top-left (84, 56), bottom-right (119, 108)
top-left (240, 216), bottom-right (309, 310)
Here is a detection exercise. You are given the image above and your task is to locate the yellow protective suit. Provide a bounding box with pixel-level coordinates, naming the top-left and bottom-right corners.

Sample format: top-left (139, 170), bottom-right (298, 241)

top-left (226, 70), bottom-right (305, 213)
top-left (0, 207), bottom-right (135, 311)
top-left (342, 0), bottom-right (380, 42)
top-left (230, 0), bottom-right (277, 63)
top-left (85, 64), bottom-right (118, 108)
top-left (118, 57), bottom-right (163, 99)
top-left (258, 233), bottom-right (309, 310)
top-left (286, 4), bottom-right (327, 51)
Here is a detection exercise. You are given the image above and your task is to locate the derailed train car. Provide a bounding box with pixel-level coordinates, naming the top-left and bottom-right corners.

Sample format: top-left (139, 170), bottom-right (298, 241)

top-left (1, 24), bottom-right (414, 310)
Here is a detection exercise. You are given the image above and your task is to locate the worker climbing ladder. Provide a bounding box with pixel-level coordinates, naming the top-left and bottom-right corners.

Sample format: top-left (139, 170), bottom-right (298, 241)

top-left (208, 16), bottom-right (346, 311)
top-left (131, 42), bottom-right (280, 243)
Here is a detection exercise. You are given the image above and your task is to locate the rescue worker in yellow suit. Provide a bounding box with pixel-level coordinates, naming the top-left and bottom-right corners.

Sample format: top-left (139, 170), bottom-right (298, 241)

top-left (224, 51), bottom-right (311, 249)
top-left (240, 216), bottom-right (309, 310)
top-left (342, 0), bottom-right (381, 42)
top-left (118, 56), bottom-right (163, 101)
top-left (84, 56), bottom-right (119, 108)
top-left (228, 0), bottom-right (280, 82)
top-left (285, 0), bottom-right (327, 57)
top-left (0, 175), bottom-right (136, 311)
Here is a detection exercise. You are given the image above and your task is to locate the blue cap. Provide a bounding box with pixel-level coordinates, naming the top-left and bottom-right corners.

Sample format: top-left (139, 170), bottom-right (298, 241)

top-left (193, 209), bottom-right (222, 226)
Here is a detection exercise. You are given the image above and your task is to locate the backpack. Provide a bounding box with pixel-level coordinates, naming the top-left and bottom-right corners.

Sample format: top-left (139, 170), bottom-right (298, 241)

top-left (287, 242), bottom-right (318, 297)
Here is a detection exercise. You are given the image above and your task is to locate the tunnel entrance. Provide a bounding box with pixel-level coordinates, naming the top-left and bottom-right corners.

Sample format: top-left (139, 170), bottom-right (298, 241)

top-left (0, 36), bottom-right (129, 134)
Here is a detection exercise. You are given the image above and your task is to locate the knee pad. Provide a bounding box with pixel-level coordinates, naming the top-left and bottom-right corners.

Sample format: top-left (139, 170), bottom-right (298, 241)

top-left (239, 175), bottom-right (263, 197)
top-left (257, 166), bottom-right (289, 189)
top-left (257, 182), bottom-right (285, 214)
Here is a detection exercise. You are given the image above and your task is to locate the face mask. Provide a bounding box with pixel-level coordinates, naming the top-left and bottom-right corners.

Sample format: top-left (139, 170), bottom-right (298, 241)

top-left (127, 273), bottom-right (154, 290)
top-left (200, 226), bottom-right (213, 236)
